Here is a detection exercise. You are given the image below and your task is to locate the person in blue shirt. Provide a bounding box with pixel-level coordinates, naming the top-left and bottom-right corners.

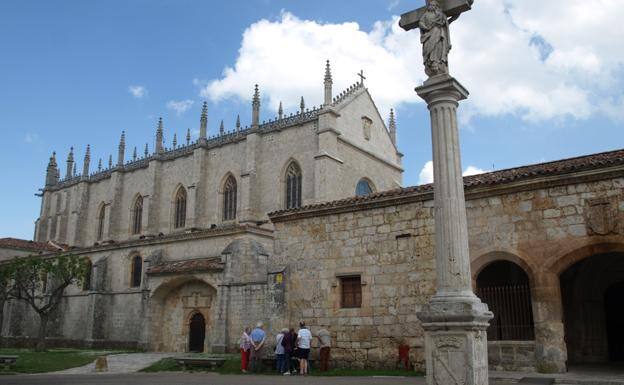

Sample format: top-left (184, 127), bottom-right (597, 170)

top-left (249, 321), bottom-right (266, 373)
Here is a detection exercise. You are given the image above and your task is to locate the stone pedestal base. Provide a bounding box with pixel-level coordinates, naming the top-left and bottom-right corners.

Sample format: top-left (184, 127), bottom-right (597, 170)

top-left (418, 297), bottom-right (493, 385)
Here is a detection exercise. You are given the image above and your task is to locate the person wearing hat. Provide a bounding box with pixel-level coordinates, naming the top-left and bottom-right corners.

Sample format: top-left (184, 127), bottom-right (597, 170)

top-left (249, 321), bottom-right (266, 373)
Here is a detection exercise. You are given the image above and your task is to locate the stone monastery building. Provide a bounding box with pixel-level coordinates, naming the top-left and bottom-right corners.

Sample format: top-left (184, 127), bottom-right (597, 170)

top-left (1, 62), bottom-right (623, 374)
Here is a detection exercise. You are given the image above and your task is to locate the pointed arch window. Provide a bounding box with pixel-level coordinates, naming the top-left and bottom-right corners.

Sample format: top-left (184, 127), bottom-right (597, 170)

top-left (130, 255), bottom-right (142, 288)
top-left (174, 186), bottom-right (187, 229)
top-left (285, 162), bottom-right (302, 209)
top-left (356, 179), bottom-right (374, 197)
top-left (96, 204), bottom-right (106, 241)
top-left (132, 195), bottom-right (143, 235)
top-left (223, 175), bottom-right (237, 221)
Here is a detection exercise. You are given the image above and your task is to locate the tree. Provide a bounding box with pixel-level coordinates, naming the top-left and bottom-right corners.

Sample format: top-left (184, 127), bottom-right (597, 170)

top-left (5, 254), bottom-right (87, 351)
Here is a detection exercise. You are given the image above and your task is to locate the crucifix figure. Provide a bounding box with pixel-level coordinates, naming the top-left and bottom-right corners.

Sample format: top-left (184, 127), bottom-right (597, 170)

top-left (357, 70), bottom-right (366, 85)
top-left (400, 0), bottom-right (473, 77)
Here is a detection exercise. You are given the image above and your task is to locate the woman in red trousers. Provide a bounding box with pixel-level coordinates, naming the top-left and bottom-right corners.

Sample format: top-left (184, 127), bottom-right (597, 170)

top-left (239, 327), bottom-right (252, 373)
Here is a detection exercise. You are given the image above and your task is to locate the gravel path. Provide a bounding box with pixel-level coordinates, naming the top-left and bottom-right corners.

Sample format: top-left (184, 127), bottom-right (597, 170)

top-left (53, 352), bottom-right (173, 374)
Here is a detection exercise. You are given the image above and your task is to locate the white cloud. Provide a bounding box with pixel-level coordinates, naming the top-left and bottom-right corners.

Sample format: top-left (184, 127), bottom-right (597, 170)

top-left (166, 100), bottom-right (195, 116)
top-left (418, 161), bottom-right (488, 185)
top-left (24, 132), bottom-right (38, 144)
top-left (202, 3), bottom-right (624, 124)
top-left (128, 85), bottom-right (147, 99)
top-left (463, 166), bottom-right (488, 177)
top-left (418, 161), bottom-right (434, 185)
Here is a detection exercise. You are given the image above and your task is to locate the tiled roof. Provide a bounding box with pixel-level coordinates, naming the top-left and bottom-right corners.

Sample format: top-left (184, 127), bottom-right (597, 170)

top-left (0, 237), bottom-right (60, 252)
top-left (269, 148), bottom-right (624, 217)
top-left (147, 257), bottom-right (224, 275)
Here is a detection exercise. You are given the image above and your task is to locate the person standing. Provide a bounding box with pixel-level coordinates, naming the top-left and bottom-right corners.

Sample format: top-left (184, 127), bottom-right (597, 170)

top-left (275, 328), bottom-right (286, 374)
top-left (249, 321), bottom-right (266, 373)
top-left (281, 328), bottom-right (294, 375)
top-left (317, 326), bottom-right (331, 371)
top-left (296, 321), bottom-right (312, 375)
top-left (239, 327), bottom-right (252, 373)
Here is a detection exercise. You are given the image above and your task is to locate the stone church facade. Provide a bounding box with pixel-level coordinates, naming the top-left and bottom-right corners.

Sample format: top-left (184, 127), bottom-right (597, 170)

top-left (1, 63), bottom-right (623, 374)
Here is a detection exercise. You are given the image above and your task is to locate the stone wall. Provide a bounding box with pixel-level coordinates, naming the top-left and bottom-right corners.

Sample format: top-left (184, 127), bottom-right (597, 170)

top-left (270, 164), bottom-right (624, 372)
top-left (487, 341), bottom-right (536, 372)
top-left (272, 201), bottom-right (435, 369)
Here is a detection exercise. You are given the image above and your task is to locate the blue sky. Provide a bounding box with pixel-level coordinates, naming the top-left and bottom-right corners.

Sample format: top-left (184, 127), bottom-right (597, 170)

top-left (1, 0), bottom-right (623, 240)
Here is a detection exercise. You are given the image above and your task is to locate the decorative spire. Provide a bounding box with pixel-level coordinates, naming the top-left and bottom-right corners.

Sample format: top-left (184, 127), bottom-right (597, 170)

top-left (132, 146), bottom-right (137, 161)
top-left (98, 158), bottom-right (102, 172)
top-left (324, 60), bottom-right (333, 106)
top-left (172, 133), bottom-right (177, 148)
top-left (236, 114), bottom-right (241, 131)
top-left (300, 97), bottom-right (305, 114)
top-left (45, 151), bottom-right (59, 186)
top-left (186, 128), bottom-right (191, 145)
top-left (278, 101), bottom-right (283, 120)
top-left (82, 144), bottom-right (91, 176)
top-left (219, 120), bottom-right (225, 135)
top-left (117, 131), bottom-right (126, 166)
top-left (389, 108), bottom-right (397, 145)
top-left (155, 117), bottom-right (164, 154)
top-left (199, 101), bottom-right (208, 139)
top-left (72, 162), bottom-right (77, 176)
top-left (144, 143), bottom-right (149, 158)
top-left (108, 154), bottom-right (113, 169)
top-left (252, 84), bottom-right (260, 128)
top-left (65, 147), bottom-right (74, 179)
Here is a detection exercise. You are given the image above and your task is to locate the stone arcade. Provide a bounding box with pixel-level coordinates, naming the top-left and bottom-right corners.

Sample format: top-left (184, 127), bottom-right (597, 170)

top-left (1, 61), bottom-right (623, 374)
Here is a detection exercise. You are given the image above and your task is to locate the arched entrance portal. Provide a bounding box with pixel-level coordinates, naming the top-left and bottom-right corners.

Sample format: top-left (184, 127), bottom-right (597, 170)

top-left (149, 278), bottom-right (215, 352)
top-left (189, 312), bottom-right (206, 352)
top-left (560, 252), bottom-right (624, 364)
top-left (476, 260), bottom-right (534, 341)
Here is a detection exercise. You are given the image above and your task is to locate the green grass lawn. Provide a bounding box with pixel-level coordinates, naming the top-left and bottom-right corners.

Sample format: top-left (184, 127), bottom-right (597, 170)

top-left (141, 355), bottom-right (422, 377)
top-left (0, 348), bottom-right (124, 374)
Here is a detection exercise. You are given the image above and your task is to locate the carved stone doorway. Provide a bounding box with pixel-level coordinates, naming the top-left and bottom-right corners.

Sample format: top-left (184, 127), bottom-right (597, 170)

top-left (189, 312), bottom-right (206, 353)
top-left (605, 281), bottom-right (624, 362)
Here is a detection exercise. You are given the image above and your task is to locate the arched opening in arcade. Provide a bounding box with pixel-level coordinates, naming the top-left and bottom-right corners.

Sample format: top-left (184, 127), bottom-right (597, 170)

top-left (188, 312), bottom-right (206, 353)
top-left (476, 260), bottom-right (535, 341)
top-left (560, 251), bottom-right (624, 364)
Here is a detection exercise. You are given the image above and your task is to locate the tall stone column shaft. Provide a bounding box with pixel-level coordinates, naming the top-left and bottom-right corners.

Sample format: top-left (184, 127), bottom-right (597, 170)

top-left (416, 75), bottom-right (492, 385)
top-left (424, 79), bottom-right (473, 298)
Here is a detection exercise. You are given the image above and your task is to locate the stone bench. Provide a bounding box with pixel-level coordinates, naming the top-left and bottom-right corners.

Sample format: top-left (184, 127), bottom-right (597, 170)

top-left (175, 357), bottom-right (226, 370)
top-left (0, 355), bottom-right (18, 370)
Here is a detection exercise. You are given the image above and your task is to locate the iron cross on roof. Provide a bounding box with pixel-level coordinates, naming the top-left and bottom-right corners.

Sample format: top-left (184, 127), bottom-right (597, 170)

top-left (399, 0), bottom-right (473, 31)
top-left (357, 70), bottom-right (366, 84)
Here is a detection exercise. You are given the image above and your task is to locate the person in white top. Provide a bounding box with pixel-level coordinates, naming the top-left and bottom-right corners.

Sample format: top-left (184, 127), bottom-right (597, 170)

top-left (296, 321), bottom-right (312, 375)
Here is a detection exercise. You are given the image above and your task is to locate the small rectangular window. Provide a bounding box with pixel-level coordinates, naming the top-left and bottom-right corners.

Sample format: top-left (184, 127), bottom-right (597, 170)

top-left (340, 276), bottom-right (361, 308)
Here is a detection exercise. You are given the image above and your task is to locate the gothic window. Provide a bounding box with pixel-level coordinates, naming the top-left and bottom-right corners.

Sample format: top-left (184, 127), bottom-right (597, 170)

top-left (130, 255), bottom-right (142, 288)
top-left (132, 195), bottom-right (143, 235)
top-left (96, 204), bottom-right (106, 241)
top-left (340, 276), bottom-right (362, 308)
top-left (174, 186), bottom-right (187, 229)
top-left (356, 179), bottom-right (374, 197)
top-left (222, 175), bottom-right (237, 221)
top-left (285, 162), bottom-right (302, 209)
top-left (83, 259), bottom-right (92, 291)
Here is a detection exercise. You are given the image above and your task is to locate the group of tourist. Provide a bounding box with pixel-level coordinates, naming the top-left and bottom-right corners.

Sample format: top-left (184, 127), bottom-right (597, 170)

top-left (239, 321), bottom-right (331, 375)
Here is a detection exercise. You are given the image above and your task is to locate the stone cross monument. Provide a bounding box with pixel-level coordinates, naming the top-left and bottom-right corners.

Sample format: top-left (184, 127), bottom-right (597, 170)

top-left (400, 1), bottom-right (493, 385)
